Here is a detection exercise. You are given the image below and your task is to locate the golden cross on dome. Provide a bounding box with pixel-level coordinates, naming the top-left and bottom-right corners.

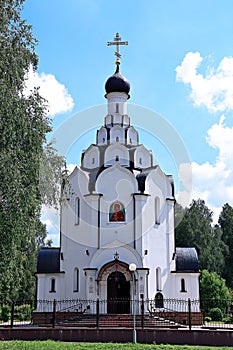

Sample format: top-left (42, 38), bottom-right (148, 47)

top-left (107, 32), bottom-right (128, 64)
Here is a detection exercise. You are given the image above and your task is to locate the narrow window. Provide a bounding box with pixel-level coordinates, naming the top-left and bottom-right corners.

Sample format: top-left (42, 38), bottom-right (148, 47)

top-left (116, 136), bottom-right (119, 142)
top-left (115, 155), bottom-right (119, 161)
top-left (74, 268), bottom-right (79, 292)
top-left (103, 137), bottom-right (105, 143)
top-left (92, 157), bottom-right (95, 164)
top-left (50, 278), bottom-right (56, 293)
top-left (155, 197), bottom-right (160, 225)
top-left (139, 157), bottom-right (142, 165)
top-left (75, 197), bottom-right (80, 225)
top-left (156, 267), bottom-right (162, 291)
top-left (116, 103), bottom-right (119, 113)
top-left (181, 278), bottom-right (186, 292)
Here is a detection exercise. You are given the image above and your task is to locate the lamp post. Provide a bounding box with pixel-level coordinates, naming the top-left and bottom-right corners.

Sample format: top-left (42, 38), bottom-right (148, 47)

top-left (129, 263), bottom-right (137, 343)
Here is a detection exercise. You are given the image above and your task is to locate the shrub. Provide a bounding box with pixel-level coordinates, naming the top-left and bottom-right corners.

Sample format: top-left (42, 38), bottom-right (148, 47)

top-left (14, 304), bottom-right (32, 321)
top-left (0, 305), bottom-right (10, 322)
top-left (209, 307), bottom-right (223, 321)
top-left (204, 316), bottom-right (212, 323)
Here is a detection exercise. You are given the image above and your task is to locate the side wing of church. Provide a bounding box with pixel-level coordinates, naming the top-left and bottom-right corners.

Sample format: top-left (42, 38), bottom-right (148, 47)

top-left (36, 40), bottom-right (200, 318)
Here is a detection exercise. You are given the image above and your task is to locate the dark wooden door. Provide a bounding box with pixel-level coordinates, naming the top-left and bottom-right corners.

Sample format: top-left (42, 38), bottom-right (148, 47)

top-left (107, 271), bottom-right (130, 313)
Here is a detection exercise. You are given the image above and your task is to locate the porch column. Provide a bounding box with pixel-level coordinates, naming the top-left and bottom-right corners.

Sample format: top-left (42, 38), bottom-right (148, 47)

top-left (83, 268), bottom-right (98, 313)
top-left (136, 268), bottom-right (149, 300)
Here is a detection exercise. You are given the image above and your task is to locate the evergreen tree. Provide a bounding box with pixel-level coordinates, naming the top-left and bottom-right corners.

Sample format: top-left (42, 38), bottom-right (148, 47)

top-left (176, 199), bottom-right (227, 274)
top-left (0, 0), bottom-right (50, 301)
top-left (219, 203), bottom-right (233, 288)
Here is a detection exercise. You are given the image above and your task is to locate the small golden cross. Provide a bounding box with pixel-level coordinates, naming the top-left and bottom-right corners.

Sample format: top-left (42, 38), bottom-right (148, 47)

top-left (107, 32), bottom-right (128, 62)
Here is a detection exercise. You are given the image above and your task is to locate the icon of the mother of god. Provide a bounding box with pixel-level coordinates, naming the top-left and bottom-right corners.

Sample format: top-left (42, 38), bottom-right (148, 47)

top-left (109, 202), bottom-right (125, 222)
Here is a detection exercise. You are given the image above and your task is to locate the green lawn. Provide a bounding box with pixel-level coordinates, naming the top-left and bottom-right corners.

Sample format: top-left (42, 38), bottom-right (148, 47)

top-left (0, 342), bottom-right (232, 350)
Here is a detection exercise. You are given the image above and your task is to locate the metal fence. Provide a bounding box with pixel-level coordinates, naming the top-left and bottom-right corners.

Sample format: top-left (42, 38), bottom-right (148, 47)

top-left (0, 298), bottom-right (232, 329)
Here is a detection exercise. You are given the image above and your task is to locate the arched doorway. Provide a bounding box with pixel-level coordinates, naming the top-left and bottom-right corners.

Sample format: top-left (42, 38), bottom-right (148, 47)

top-left (155, 292), bottom-right (164, 308)
top-left (107, 271), bottom-right (130, 313)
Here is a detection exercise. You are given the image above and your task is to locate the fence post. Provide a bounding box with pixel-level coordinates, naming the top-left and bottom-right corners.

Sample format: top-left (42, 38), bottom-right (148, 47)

top-left (96, 298), bottom-right (100, 329)
top-left (10, 302), bottom-right (15, 328)
top-left (188, 298), bottom-right (192, 331)
top-left (52, 299), bottom-right (56, 328)
top-left (141, 294), bottom-right (144, 329)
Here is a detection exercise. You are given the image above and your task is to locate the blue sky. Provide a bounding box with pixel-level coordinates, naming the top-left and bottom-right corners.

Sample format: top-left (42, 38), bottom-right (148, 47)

top-left (23, 0), bottom-right (233, 244)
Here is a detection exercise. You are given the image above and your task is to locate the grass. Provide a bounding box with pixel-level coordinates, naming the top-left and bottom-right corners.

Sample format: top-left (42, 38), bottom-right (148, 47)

top-left (0, 342), bottom-right (232, 350)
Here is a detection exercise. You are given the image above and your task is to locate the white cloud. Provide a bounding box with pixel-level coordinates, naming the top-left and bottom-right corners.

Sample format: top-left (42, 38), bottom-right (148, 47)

top-left (25, 66), bottom-right (74, 117)
top-left (189, 116), bottom-right (233, 222)
top-left (176, 52), bottom-right (233, 112)
top-left (66, 163), bottom-right (76, 174)
top-left (41, 205), bottom-right (60, 246)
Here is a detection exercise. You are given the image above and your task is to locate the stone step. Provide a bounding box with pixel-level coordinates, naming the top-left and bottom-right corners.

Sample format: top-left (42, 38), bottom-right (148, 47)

top-left (56, 313), bottom-right (180, 328)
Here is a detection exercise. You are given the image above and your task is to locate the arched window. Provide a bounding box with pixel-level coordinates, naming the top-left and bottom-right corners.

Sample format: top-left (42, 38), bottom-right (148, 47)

top-left (116, 136), bottom-right (119, 142)
top-left (109, 202), bottom-right (125, 222)
top-left (50, 278), bottom-right (56, 293)
top-left (156, 267), bottom-right (162, 291)
top-left (115, 155), bottom-right (119, 161)
top-left (155, 197), bottom-right (160, 225)
top-left (74, 268), bottom-right (79, 292)
top-left (75, 197), bottom-right (80, 225)
top-left (116, 103), bottom-right (119, 113)
top-left (181, 278), bottom-right (186, 292)
top-left (155, 292), bottom-right (164, 308)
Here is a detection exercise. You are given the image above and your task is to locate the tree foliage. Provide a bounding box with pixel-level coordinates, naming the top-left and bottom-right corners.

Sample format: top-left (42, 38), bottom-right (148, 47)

top-left (200, 270), bottom-right (231, 314)
top-left (175, 199), bottom-right (227, 274)
top-left (0, 0), bottom-right (50, 301)
top-left (39, 140), bottom-right (66, 209)
top-left (218, 203), bottom-right (233, 288)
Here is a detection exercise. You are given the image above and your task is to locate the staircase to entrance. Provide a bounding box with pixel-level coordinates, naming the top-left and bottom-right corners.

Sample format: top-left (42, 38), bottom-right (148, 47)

top-left (55, 313), bottom-right (181, 328)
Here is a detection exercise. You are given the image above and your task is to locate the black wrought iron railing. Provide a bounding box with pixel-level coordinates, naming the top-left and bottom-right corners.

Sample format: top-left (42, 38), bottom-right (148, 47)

top-left (0, 298), bottom-right (232, 329)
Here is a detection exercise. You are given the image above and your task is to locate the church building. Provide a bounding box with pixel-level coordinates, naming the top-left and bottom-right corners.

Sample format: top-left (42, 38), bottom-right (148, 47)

top-left (36, 33), bottom-right (200, 320)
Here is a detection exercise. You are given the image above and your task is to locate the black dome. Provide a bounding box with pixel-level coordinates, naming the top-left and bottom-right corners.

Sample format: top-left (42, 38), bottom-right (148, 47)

top-left (105, 65), bottom-right (130, 95)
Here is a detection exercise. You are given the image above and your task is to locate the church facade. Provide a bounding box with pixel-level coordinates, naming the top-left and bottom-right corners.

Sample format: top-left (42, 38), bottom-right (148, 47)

top-left (36, 37), bottom-right (200, 319)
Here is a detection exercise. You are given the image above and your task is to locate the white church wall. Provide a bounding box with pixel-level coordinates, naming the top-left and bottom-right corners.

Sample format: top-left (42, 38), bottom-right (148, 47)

top-left (90, 245), bottom-right (142, 270)
top-left (106, 92), bottom-right (128, 116)
top-left (62, 168), bottom-right (99, 244)
top-left (36, 273), bottom-right (66, 304)
top-left (139, 167), bottom-right (176, 299)
top-left (163, 273), bottom-right (200, 302)
top-left (96, 164), bottom-right (138, 247)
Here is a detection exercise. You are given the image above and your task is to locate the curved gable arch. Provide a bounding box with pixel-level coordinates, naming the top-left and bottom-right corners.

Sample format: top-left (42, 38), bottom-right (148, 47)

top-left (134, 145), bottom-right (152, 169)
top-left (97, 260), bottom-right (131, 282)
top-left (127, 126), bottom-right (138, 145)
top-left (82, 145), bottom-right (100, 169)
top-left (95, 163), bottom-right (138, 195)
top-left (104, 143), bottom-right (129, 167)
top-left (110, 125), bottom-right (125, 144)
top-left (97, 126), bottom-right (107, 145)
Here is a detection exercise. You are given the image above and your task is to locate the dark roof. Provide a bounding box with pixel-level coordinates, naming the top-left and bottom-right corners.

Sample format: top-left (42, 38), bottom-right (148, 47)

top-left (176, 247), bottom-right (199, 272)
top-left (105, 66), bottom-right (130, 95)
top-left (37, 247), bottom-right (60, 273)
